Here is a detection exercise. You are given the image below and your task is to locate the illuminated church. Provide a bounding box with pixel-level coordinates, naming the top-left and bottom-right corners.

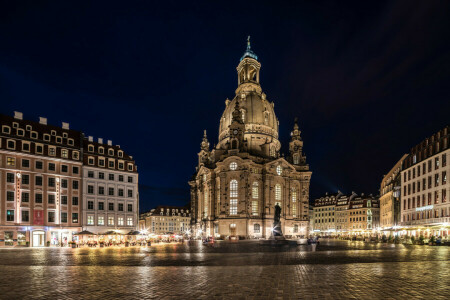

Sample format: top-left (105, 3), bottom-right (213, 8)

top-left (189, 39), bottom-right (312, 239)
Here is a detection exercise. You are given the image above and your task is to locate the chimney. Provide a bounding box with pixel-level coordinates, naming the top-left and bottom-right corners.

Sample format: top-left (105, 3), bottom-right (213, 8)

top-left (98, 138), bottom-right (103, 144)
top-left (39, 117), bottom-right (47, 125)
top-left (14, 111), bottom-right (23, 120)
top-left (107, 140), bottom-right (112, 146)
top-left (88, 136), bottom-right (93, 142)
top-left (62, 122), bottom-right (70, 130)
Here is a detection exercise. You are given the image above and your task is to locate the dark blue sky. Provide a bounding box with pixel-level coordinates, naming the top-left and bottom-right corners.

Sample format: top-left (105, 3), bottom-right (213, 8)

top-left (1, 1), bottom-right (449, 212)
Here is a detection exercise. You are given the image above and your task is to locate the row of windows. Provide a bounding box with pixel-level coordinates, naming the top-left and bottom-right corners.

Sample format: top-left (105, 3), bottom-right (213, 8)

top-left (87, 145), bottom-right (123, 158)
top-left (6, 172), bottom-right (79, 188)
top-left (403, 190), bottom-right (448, 209)
top-left (3, 140), bottom-right (79, 160)
top-left (405, 154), bottom-right (447, 182)
top-left (6, 158), bottom-right (80, 173)
top-left (5, 210), bottom-right (78, 223)
top-left (403, 208), bottom-right (449, 222)
top-left (5, 191), bottom-right (79, 205)
top-left (86, 215), bottom-right (133, 226)
top-left (86, 201), bottom-right (133, 212)
top-left (87, 156), bottom-right (133, 171)
top-left (86, 185), bottom-right (134, 197)
top-left (87, 171), bottom-right (134, 182)
top-left (404, 172), bottom-right (448, 195)
top-left (2, 125), bottom-right (75, 146)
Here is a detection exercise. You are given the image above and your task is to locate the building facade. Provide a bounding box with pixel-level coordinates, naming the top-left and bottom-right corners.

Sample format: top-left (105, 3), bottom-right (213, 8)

top-left (401, 126), bottom-right (449, 237)
top-left (380, 154), bottom-right (407, 231)
top-left (82, 137), bottom-right (138, 234)
top-left (313, 193), bottom-right (338, 234)
top-left (0, 111), bottom-right (139, 246)
top-left (189, 40), bottom-right (312, 239)
top-left (0, 112), bottom-right (82, 247)
top-left (139, 206), bottom-right (190, 235)
top-left (348, 194), bottom-right (380, 233)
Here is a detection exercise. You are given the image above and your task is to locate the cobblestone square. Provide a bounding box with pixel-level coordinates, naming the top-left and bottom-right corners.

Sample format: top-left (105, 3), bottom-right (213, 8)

top-left (0, 239), bottom-right (449, 299)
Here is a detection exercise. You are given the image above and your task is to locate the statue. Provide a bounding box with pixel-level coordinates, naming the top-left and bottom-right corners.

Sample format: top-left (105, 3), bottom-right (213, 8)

top-left (273, 203), bottom-right (283, 237)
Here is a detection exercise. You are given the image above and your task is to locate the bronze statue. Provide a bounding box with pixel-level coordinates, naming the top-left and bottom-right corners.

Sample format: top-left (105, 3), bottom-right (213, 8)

top-left (273, 203), bottom-right (282, 236)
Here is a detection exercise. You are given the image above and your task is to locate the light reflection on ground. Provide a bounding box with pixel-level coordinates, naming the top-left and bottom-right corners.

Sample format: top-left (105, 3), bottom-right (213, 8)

top-left (0, 239), bottom-right (448, 299)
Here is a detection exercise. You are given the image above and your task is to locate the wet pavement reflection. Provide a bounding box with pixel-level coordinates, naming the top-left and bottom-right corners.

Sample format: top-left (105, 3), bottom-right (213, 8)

top-left (0, 239), bottom-right (448, 299)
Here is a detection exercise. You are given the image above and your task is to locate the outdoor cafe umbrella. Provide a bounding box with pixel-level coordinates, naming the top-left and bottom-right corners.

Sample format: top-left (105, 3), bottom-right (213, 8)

top-left (74, 230), bottom-right (95, 235)
top-left (100, 231), bottom-right (121, 235)
top-left (126, 230), bottom-right (141, 236)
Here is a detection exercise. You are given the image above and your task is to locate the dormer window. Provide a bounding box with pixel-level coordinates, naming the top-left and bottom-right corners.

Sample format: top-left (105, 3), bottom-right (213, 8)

top-left (56, 136), bottom-right (62, 143)
top-left (63, 132), bottom-right (68, 138)
top-left (88, 157), bottom-right (95, 165)
top-left (73, 151), bottom-right (80, 160)
top-left (43, 134), bottom-right (50, 141)
top-left (98, 147), bottom-right (104, 154)
top-left (88, 145), bottom-right (94, 152)
top-left (108, 149), bottom-right (114, 156)
top-left (31, 131), bottom-right (38, 139)
top-left (68, 138), bottom-right (74, 146)
top-left (51, 130), bottom-right (56, 136)
top-left (17, 129), bottom-right (25, 136)
top-left (12, 122), bottom-right (19, 128)
top-left (128, 164), bottom-right (133, 171)
top-left (99, 158), bottom-right (105, 167)
top-left (25, 125), bottom-right (32, 131)
top-left (2, 126), bottom-right (11, 134)
top-left (118, 151), bottom-right (123, 158)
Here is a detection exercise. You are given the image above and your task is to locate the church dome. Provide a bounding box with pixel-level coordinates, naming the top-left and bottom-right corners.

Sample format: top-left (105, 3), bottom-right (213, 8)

top-left (217, 38), bottom-right (280, 157)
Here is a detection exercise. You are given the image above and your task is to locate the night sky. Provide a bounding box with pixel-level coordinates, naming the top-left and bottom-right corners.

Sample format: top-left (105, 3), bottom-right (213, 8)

top-left (1, 1), bottom-right (449, 212)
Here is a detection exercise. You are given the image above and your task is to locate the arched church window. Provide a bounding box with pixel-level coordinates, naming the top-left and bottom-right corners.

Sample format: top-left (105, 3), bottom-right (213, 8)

top-left (291, 188), bottom-right (297, 202)
top-left (204, 191), bottom-right (208, 217)
top-left (275, 184), bottom-right (282, 206)
top-left (254, 224), bottom-right (260, 233)
top-left (252, 182), bottom-right (259, 199)
top-left (230, 162), bottom-right (238, 171)
top-left (241, 109), bottom-right (246, 122)
top-left (230, 180), bottom-right (238, 215)
top-left (231, 139), bottom-right (238, 149)
top-left (264, 112), bottom-right (269, 125)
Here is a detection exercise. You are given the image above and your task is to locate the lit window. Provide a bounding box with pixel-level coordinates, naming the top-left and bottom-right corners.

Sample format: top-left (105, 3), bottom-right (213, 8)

top-left (254, 224), bottom-right (260, 233)
top-left (276, 165), bottom-right (283, 176)
top-left (293, 154), bottom-right (299, 164)
top-left (87, 215), bottom-right (94, 225)
top-left (230, 180), bottom-right (238, 215)
top-left (252, 182), bottom-right (259, 199)
top-left (275, 184), bottom-right (282, 206)
top-left (204, 191), bottom-right (208, 217)
top-left (49, 147), bottom-right (56, 156)
top-left (127, 217), bottom-right (133, 226)
top-left (61, 149), bottom-right (68, 158)
top-left (98, 216), bottom-right (104, 225)
top-left (252, 201), bottom-right (258, 216)
top-left (108, 216), bottom-right (114, 226)
top-left (118, 217), bottom-right (124, 226)
top-left (230, 162), bottom-right (238, 171)
top-left (7, 157), bottom-right (15, 166)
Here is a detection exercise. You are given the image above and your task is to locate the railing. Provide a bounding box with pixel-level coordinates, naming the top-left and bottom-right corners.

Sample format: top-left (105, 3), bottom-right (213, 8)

top-left (402, 217), bottom-right (450, 226)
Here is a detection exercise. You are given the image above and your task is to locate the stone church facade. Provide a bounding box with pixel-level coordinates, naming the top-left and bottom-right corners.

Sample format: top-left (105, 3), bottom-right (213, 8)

top-left (189, 39), bottom-right (311, 239)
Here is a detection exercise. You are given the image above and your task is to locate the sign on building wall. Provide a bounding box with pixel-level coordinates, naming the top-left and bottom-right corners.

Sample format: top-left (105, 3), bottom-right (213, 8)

top-left (34, 210), bottom-right (44, 225)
